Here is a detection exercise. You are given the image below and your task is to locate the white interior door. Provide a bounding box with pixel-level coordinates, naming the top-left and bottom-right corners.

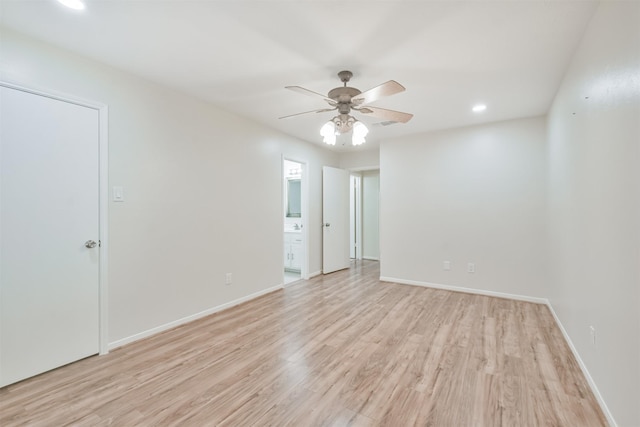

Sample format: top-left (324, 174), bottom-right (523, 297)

top-left (322, 166), bottom-right (350, 274)
top-left (0, 85), bottom-right (100, 387)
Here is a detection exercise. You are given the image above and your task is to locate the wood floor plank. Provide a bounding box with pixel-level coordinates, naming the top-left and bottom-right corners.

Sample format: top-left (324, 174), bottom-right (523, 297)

top-left (0, 260), bottom-right (608, 426)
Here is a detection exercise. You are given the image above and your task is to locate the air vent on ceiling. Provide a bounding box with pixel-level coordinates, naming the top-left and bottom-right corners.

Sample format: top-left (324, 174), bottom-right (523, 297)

top-left (375, 120), bottom-right (398, 127)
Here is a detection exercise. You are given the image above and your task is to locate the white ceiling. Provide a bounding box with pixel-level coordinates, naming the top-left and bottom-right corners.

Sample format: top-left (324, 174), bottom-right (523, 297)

top-left (0, 0), bottom-right (598, 151)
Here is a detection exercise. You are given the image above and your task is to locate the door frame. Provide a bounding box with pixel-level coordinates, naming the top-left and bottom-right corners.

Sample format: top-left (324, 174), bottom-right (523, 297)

top-left (350, 173), bottom-right (362, 260)
top-left (282, 155), bottom-right (309, 280)
top-left (1, 81), bottom-right (109, 355)
top-left (349, 167), bottom-right (380, 262)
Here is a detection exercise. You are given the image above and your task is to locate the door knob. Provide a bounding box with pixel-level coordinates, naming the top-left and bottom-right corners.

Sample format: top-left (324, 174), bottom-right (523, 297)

top-left (324, 223), bottom-right (331, 227)
top-left (85, 240), bottom-right (97, 248)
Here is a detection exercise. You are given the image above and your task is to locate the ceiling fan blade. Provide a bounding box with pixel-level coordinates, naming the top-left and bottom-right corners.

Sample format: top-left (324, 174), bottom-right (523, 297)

top-left (358, 106), bottom-right (413, 123)
top-left (352, 80), bottom-right (406, 106)
top-left (285, 86), bottom-right (336, 105)
top-left (278, 107), bottom-right (337, 120)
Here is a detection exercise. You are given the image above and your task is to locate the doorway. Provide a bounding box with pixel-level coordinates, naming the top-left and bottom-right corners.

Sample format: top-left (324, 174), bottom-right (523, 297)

top-left (350, 169), bottom-right (380, 262)
top-left (283, 158), bottom-right (307, 284)
top-left (350, 173), bottom-right (362, 260)
top-left (0, 82), bottom-right (108, 387)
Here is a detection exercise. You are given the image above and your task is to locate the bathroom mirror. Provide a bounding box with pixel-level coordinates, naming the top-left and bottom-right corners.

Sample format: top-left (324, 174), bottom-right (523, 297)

top-left (286, 178), bottom-right (301, 218)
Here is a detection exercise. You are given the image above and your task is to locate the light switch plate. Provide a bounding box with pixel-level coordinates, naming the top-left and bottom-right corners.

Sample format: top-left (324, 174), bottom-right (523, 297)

top-left (113, 186), bottom-right (124, 202)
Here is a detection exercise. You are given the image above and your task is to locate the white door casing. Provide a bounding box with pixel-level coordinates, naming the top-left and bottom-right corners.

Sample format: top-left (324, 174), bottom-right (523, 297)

top-left (0, 83), bottom-right (107, 387)
top-left (322, 166), bottom-right (350, 274)
top-left (350, 173), bottom-right (362, 260)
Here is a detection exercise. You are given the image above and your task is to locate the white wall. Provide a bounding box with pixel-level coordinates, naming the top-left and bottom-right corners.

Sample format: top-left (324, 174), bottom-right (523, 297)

top-left (380, 117), bottom-right (548, 299)
top-left (547, 2), bottom-right (640, 425)
top-left (0, 28), bottom-right (339, 346)
top-left (339, 148), bottom-right (380, 170)
top-left (362, 170), bottom-right (380, 260)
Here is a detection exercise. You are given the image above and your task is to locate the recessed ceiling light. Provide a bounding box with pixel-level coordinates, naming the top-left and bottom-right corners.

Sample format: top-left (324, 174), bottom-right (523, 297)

top-left (57, 0), bottom-right (85, 10)
top-left (472, 104), bottom-right (487, 113)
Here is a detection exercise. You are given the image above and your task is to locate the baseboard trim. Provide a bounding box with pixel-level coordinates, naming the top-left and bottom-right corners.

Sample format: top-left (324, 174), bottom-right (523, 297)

top-left (308, 270), bottom-right (322, 278)
top-left (283, 279), bottom-right (301, 288)
top-left (108, 284), bottom-right (283, 351)
top-left (545, 304), bottom-right (617, 427)
top-left (379, 276), bottom-right (548, 305)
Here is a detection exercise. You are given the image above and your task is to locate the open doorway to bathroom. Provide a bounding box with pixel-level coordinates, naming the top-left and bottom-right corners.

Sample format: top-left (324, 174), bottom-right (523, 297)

top-left (283, 158), bottom-right (307, 285)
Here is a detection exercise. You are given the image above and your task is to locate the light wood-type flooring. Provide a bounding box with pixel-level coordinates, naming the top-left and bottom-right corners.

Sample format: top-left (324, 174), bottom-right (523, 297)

top-left (1, 260), bottom-right (607, 426)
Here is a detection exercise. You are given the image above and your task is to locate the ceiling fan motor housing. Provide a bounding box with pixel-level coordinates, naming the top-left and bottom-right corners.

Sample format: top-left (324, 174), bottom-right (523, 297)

top-left (328, 87), bottom-right (361, 114)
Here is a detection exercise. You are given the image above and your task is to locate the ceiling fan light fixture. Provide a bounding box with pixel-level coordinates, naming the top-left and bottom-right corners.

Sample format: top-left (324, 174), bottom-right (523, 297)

top-left (352, 136), bottom-right (366, 146)
top-left (320, 121), bottom-right (337, 145)
top-left (352, 121), bottom-right (368, 146)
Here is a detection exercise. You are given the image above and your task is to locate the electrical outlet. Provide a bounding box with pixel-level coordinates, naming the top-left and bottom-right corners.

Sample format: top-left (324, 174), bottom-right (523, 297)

top-left (467, 263), bottom-right (475, 273)
top-left (590, 326), bottom-right (596, 345)
top-left (225, 273), bottom-right (232, 285)
top-left (443, 261), bottom-right (451, 271)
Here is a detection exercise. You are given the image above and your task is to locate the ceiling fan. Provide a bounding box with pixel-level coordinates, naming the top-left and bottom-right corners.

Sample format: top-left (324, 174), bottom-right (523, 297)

top-left (279, 70), bottom-right (413, 146)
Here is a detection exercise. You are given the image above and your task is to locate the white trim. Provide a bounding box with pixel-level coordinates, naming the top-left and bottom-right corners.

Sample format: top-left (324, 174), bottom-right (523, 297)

top-left (348, 173), bottom-right (360, 260)
top-left (98, 105), bottom-right (109, 355)
top-left (301, 160), bottom-right (310, 280)
top-left (0, 80), bottom-right (99, 110)
top-left (283, 279), bottom-right (302, 288)
top-left (108, 284), bottom-right (283, 351)
top-left (354, 173), bottom-right (363, 260)
top-left (348, 165), bottom-right (380, 172)
top-left (308, 270), bottom-right (322, 278)
top-left (545, 304), bottom-right (617, 427)
top-left (363, 256), bottom-right (380, 261)
top-left (0, 80), bottom-right (110, 356)
top-left (379, 276), bottom-right (548, 304)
